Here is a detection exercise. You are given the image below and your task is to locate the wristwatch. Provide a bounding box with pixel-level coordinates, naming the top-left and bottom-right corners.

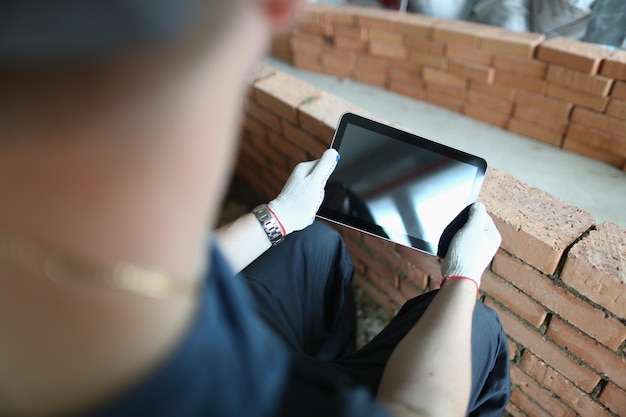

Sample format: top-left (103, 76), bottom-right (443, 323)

top-left (252, 204), bottom-right (285, 246)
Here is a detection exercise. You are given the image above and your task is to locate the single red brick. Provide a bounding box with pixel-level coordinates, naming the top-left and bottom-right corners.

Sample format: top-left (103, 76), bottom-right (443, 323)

top-left (488, 301), bottom-right (601, 391)
top-left (599, 382), bottom-right (626, 417)
top-left (463, 104), bottom-right (510, 128)
top-left (298, 21), bottom-right (334, 37)
top-left (321, 62), bottom-right (353, 78)
top-left (334, 36), bottom-right (368, 52)
top-left (495, 70), bottom-right (547, 94)
top-left (406, 38), bottom-right (446, 56)
top-left (369, 41), bottom-right (407, 59)
top-left (606, 98), bottom-right (626, 120)
top-left (599, 50), bottom-right (626, 81)
top-left (470, 80), bottom-right (517, 101)
top-left (356, 11), bottom-right (397, 31)
top-left (254, 71), bottom-right (324, 124)
top-left (393, 12), bottom-right (439, 38)
top-left (612, 81), bottom-right (626, 99)
top-left (355, 7), bottom-right (398, 30)
top-left (508, 118), bottom-right (563, 146)
top-left (482, 271), bottom-right (547, 327)
top-left (271, 33), bottom-right (292, 62)
top-left (356, 54), bottom-right (389, 72)
top-left (509, 387), bottom-right (553, 417)
top-left (508, 338), bottom-right (518, 361)
top-left (566, 123), bottom-right (626, 159)
top-left (293, 52), bottom-right (322, 73)
top-left (504, 400), bottom-right (526, 417)
top-left (547, 65), bottom-right (614, 96)
top-left (389, 67), bottom-right (422, 86)
top-left (480, 168), bottom-right (595, 274)
top-left (571, 106), bottom-right (626, 136)
top-left (547, 83), bottom-right (609, 112)
top-left (243, 115), bottom-right (267, 138)
top-left (563, 138), bottom-right (626, 169)
top-left (448, 59), bottom-right (495, 84)
top-left (267, 131), bottom-right (308, 165)
top-left (245, 100), bottom-right (283, 133)
top-left (240, 136), bottom-right (267, 168)
top-left (333, 24), bottom-right (367, 41)
top-left (425, 91), bottom-right (465, 112)
top-left (514, 90), bottom-right (573, 119)
top-left (433, 20), bottom-right (496, 48)
top-left (321, 49), bottom-right (356, 70)
top-left (422, 66), bottom-right (466, 88)
top-left (355, 70), bottom-right (387, 88)
top-left (390, 57), bottom-right (422, 74)
top-left (547, 317), bottom-right (626, 389)
top-left (368, 28), bottom-right (404, 45)
top-left (508, 363), bottom-right (576, 417)
top-left (468, 89), bottom-right (514, 114)
top-left (480, 29), bottom-right (545, 58)
top-left (513, 105), bottom-right (568, 133)
top-left (409, 51), bottom-right (447, 70)
top-left (388, 81), bottom-right (427, 101)
top-left (290, 32), bottom-right (324, 54)
top-left (493, 54), bottom-right (547, 78)
top-left (426, 82), bottom-right (466, 100)
top-left (561, 222), bottom-right (626, 319)
top-left (537, 37), bottom-right (613, 74)
top-left (492, 251), bottom-right (626, 350)
top-left (520, 351), bottom-right (612, 417)
top-left (281, 119), bottom-right (327, 158)
top-left (446, 43), bottom-right (493, 66)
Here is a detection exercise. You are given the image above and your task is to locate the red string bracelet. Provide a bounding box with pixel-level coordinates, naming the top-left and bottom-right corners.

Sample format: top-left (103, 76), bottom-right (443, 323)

top-left (441, 275), bottom-right (479, 293)
top-left (267, 205), bottom-right (286, 237)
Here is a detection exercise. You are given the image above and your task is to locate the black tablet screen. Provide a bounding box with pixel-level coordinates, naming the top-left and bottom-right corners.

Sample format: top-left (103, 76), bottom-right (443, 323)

top-left (318, 113), bottom-right (486, 255)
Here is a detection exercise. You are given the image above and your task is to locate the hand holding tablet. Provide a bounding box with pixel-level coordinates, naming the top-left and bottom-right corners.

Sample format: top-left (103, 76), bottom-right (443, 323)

top-left (317, 113), bottom-right (488, 258)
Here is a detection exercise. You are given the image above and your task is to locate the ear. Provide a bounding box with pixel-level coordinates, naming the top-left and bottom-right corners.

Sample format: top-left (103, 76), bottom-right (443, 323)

top-left (261, 0), bottom-right (303, 32)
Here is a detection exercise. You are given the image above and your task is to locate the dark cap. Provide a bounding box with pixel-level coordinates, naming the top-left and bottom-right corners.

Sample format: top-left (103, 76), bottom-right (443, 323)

top-left (0, 0), bottom-right (202, 67)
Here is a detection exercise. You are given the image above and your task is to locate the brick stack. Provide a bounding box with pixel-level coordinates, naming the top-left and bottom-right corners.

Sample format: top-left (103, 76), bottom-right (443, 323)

top-left (238, 63), bottom-right (626, 417)
top-left (276, 3), bottom-right (626, 170)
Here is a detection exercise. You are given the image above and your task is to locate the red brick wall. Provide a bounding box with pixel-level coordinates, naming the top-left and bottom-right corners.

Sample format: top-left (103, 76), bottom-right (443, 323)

top-left (270, 4), bottom-right (626, 171)
top-left (237, 63), bottom-right (626, 417)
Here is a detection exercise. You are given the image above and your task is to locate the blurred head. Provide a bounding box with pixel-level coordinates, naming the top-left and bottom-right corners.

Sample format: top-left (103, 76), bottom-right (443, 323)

top-left (0, 0), bottom-right (302, 274)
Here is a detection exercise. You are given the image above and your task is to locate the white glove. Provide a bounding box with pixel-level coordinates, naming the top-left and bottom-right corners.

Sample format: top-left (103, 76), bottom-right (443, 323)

top-left (268, 149), bottom-right (339, 235)
top-left (441, 203), bottom-right (501, 289)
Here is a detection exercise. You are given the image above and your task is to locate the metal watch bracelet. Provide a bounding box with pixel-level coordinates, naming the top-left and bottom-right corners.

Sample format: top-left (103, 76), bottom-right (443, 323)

top-left (252, 204), bottom-right (285, 246)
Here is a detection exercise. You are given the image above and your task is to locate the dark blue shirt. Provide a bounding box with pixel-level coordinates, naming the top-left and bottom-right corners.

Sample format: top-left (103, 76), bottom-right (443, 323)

top-left (91, 244), bottom-right (389, 417)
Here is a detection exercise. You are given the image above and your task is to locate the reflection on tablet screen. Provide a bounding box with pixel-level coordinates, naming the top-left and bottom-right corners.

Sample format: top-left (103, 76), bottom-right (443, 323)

top-left (320, 118), bottom-right (485, 255)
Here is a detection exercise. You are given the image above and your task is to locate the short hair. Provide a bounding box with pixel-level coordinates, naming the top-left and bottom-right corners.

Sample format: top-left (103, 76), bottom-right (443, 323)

top-left (0, 1), bottom-right (247, 136)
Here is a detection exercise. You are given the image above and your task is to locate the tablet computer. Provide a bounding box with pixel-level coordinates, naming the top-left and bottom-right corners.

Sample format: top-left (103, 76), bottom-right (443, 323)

top-left (317, 113), bottom-right (487, 258)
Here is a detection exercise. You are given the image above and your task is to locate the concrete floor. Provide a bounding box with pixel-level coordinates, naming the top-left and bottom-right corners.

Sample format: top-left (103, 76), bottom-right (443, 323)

top-left (265, 57), bottom-right (626, 228)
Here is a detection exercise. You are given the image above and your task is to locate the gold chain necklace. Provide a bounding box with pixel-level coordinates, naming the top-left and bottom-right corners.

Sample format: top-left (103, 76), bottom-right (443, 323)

top-left (0, 227), bottom-right (200, 299)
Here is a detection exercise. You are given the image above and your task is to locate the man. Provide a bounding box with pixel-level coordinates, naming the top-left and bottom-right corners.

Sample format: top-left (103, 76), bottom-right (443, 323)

top-left (0, 1), bottom-right (510, 416)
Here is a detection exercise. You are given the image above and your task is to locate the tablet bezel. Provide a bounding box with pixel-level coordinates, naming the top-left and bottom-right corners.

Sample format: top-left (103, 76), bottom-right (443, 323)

top-left (316, 112), bottom-right (487, 256)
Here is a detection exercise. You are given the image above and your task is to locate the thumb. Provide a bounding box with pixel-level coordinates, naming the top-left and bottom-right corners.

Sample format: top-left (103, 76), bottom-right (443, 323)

top-left (309, 148), bottom-right (339, 182)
